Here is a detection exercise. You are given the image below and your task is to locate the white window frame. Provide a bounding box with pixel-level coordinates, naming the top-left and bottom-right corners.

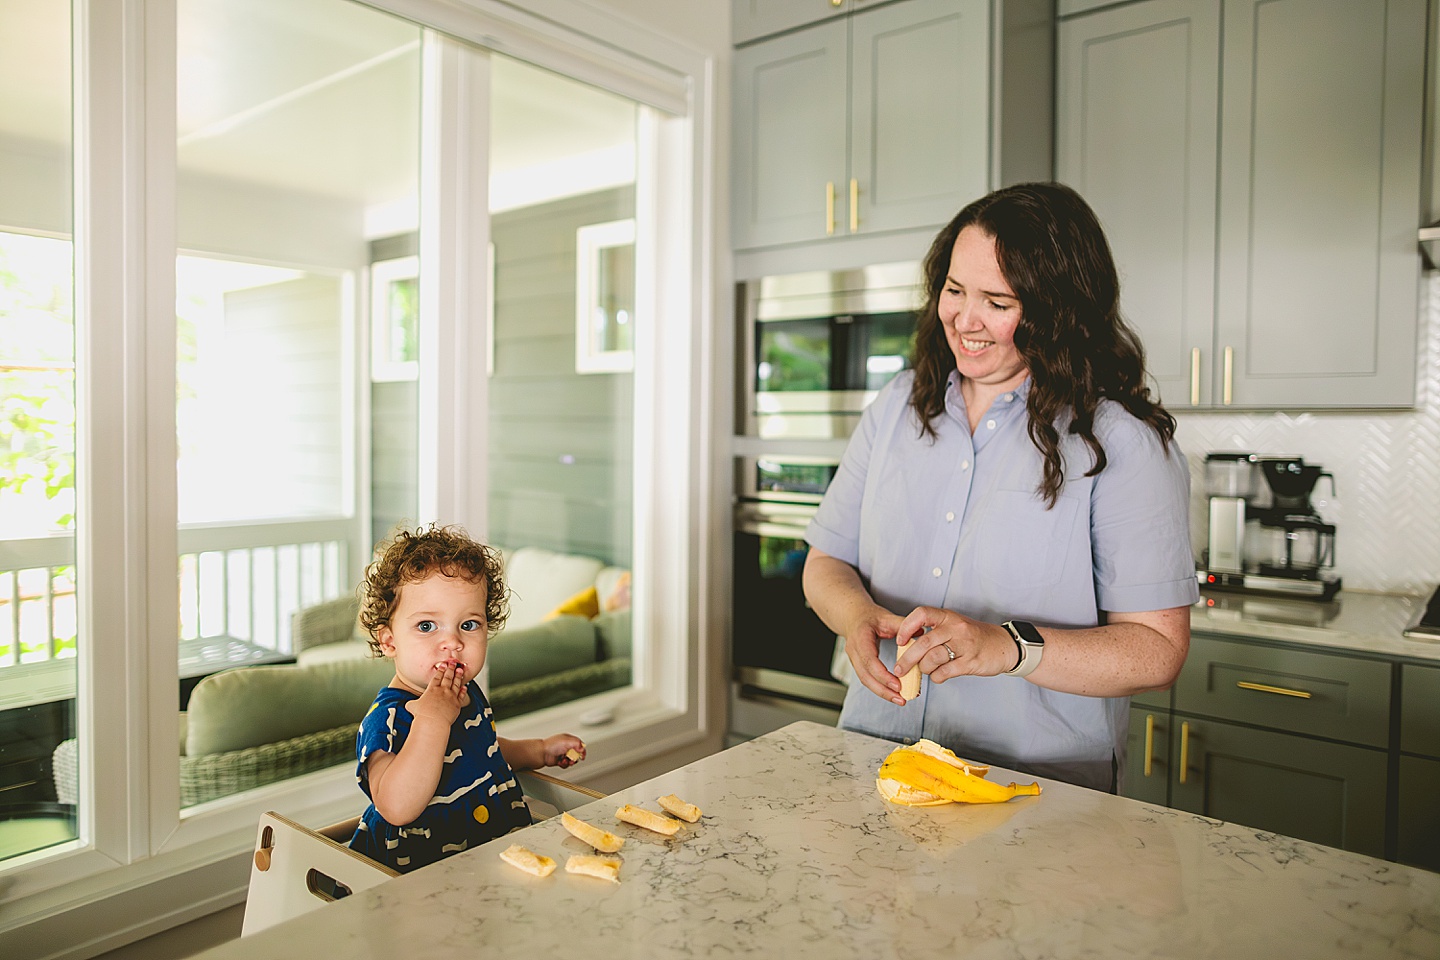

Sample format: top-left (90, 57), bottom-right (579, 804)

top-left (0, 0), bottom-right (717, 945)
top-left (574, 217), bottom-right (636, 373)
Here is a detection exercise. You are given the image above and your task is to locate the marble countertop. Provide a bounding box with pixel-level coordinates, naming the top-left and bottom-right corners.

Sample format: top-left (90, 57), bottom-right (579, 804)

top-left (1193, 589), bottom-right (1440, 662)
top-left (201, 721), bottom-right (1440, 960)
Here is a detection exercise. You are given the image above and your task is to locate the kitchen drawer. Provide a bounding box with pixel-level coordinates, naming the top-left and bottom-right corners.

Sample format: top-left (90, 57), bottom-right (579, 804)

top-left (1175, 635), bottom-right (1391, 748)
top-left (1400, 663), bottom-right (1440, 758)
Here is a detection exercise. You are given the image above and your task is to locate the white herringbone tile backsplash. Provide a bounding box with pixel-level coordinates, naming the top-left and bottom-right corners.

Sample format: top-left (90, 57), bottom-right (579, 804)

top-left (1175, 273), bottom-right (1440, 597)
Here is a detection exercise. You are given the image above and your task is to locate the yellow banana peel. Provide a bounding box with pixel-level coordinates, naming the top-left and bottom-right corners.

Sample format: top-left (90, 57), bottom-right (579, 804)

top-left (876, 740), bottom-right (1040, 806)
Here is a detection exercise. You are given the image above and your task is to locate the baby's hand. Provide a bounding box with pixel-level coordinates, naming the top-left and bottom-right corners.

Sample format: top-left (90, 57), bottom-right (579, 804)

top-left (409, 661), bottom-right (467, 727)
top-left (543, 734), bottom-right (586, 769)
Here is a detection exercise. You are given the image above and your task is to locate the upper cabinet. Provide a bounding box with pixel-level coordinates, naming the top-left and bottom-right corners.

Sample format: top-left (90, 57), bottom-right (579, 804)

top-left (732, 0), bottom-right (892, 45)
top-left (1057, 0), bottom-right (1427, 409)
top-left (733, 0), bottom-right (1054, 269)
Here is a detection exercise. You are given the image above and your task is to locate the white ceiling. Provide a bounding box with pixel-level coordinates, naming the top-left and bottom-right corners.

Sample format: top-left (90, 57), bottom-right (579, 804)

top-left (0, 0), bottom-right (636, 219)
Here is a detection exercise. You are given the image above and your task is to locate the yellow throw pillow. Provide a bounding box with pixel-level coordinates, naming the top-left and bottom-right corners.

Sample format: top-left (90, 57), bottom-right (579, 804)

top-left (546, 585), bottom-right (599, 621)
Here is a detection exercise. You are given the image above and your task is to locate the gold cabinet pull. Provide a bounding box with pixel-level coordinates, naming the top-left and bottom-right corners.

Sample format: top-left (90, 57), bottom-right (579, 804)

top-left (1179, 721), bottom-right (1190, 784)
top-left (831, 0), bottom-right (844, 6)
top-left (1222, 345), bottom-right (1234, 404)
top-left (825, 181), bottom-right (835, 236)
top-left (849, 178), bottom-right (859, 233)
top-left (1189, 347), bottom-right (1201, 405)
top-left (1236, 680), bottom-right (1312, 699)
top-left (1143, 713), bottom-right (1155, 778)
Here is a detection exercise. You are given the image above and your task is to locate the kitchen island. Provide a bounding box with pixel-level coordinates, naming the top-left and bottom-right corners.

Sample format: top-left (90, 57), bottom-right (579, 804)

top-left (202, 721), bottom-right (1440, 959)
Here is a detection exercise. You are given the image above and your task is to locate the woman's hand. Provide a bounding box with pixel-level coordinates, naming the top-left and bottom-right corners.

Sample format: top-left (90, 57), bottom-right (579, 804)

top-left (893, 607), bottom-right (1015, 683)
top-left (842, 608), bottom-right (908, 705)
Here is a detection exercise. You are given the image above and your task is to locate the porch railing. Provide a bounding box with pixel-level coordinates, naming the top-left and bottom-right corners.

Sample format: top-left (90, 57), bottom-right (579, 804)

top-left (0, 518), bottom-right (355, 671)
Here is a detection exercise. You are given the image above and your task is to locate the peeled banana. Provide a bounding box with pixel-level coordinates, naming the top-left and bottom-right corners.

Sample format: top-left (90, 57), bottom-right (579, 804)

top-left (561, 811), bottom-right (625, 853)
top-left (876, 740), bottom-right (1039, 806)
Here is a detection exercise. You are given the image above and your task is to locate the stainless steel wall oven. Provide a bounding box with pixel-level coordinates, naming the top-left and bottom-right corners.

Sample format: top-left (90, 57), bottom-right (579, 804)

top-left (729, 454), bottom-right (849, 743)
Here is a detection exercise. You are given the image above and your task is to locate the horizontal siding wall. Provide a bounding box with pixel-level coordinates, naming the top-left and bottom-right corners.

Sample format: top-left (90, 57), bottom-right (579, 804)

top-left (490, 187), bottom-right (635, 568)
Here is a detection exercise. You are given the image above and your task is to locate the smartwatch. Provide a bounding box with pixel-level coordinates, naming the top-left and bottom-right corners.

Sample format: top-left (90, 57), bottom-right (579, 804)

top-left (1001, 620), bottom-right (1044, 678)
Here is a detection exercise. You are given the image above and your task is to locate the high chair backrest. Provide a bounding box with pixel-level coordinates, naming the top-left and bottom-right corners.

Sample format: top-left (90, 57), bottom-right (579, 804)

top-left (241, 769), bottom-right (605, 936)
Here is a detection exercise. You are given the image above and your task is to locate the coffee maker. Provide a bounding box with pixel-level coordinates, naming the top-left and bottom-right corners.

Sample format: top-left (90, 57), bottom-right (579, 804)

top-left (1199, 452), bottom-right (1341, 600)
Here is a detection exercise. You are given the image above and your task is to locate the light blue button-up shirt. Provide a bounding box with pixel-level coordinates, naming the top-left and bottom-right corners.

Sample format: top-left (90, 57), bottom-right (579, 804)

top-left (806, 371), bottom-right (1198, 791)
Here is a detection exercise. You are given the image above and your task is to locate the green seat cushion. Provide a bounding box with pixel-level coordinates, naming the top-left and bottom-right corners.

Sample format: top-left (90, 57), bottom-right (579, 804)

top-left (594, 608), bottom-right (631, 660)
top-left (488, 615), bottom-right (599, 688)
top-left (185, 656), bottom-right (394, 756)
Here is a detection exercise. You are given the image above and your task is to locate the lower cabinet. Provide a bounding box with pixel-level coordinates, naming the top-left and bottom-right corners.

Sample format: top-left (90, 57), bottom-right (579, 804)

top-left (1168, 714), bottom-right (1388, 859)
top-left (1398, 756), bottom-right (1440, 873)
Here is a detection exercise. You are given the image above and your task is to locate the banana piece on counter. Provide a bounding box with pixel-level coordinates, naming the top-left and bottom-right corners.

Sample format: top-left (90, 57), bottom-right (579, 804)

top-left (898, 661), bottom-right (922, 701)
top-left (499, 844), bottom-right (556, 877)
top-left (560, 812), bottom-right (625, 853)
top-left (878, 746), bottom-right (1040, 804)
top-left (616, 803), bottom-right (681, 836)
top-left (565, 854), bottom-right (622, 883)
top-left (657, 794), bottom-right (702, 822)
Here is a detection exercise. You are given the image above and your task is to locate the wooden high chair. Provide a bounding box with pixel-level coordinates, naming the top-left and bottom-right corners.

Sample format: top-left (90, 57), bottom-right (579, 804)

top-left (241, 770), bottom-right (605, 936)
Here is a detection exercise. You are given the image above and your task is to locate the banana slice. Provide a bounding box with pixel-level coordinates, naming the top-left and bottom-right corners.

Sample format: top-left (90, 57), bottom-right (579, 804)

top-left (565, 748), bottom-right (584, 762)
top-left (656, 794), bottom-right (702, 822)
top-left (499, 844), bottom-right (556, 877)
top-left (565, 854), bottom-right (622, 883)
top-left (898, 661), bottom-right (922, 701)
top-left (560, 812), bottom-right (625, 853)
top-left (616, 803), bottom-right (681, 836)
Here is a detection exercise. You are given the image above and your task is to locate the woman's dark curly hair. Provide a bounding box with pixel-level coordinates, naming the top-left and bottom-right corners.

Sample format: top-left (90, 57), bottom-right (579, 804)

top-left (358, 524), bottom-right (510, 657)
top-left (909, 181), bottom-right (1176, 507)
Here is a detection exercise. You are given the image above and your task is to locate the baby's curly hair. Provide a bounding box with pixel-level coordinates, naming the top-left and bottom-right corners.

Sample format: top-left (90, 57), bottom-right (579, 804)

top-left (358, 523), bottom-right (510, 657)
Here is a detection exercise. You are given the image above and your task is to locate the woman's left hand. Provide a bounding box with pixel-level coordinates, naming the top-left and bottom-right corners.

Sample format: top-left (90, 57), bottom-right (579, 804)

top-left (893, 606), bottom-right (1017, 681)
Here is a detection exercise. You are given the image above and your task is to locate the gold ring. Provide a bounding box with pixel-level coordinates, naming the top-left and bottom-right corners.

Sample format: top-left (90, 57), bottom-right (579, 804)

top-left (943, 642), bottom-right (956, 662)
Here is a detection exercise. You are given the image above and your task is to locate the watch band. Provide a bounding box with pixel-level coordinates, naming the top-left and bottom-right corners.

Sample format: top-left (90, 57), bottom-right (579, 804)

top-left (1002, 619), bottom-right (1044, 678)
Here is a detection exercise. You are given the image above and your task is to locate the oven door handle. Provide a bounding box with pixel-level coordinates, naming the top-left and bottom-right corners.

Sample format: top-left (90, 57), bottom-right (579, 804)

top-left (735, 517), bottom-right (812, 539)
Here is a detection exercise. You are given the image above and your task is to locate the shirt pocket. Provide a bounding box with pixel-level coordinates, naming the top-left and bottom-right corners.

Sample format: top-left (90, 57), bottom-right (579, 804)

top-left (975, 490), bottom-right (1081, 590)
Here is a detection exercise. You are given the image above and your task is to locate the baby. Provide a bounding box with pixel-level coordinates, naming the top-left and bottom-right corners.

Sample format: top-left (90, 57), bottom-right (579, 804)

top-left (348, 524), bottom-right (585, 872)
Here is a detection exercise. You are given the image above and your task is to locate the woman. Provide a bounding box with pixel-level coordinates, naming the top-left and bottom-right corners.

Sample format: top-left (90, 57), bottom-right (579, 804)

top-left (802, 182), bottom-right (1197, 792)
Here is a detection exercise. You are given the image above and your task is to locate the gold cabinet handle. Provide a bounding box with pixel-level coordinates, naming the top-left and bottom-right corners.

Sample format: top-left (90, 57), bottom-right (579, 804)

top-left (1143, 713), bottom-right (1155, 778)
top-left (849, 178), bottom-right (859, 233)
top-left (825, 181), bottom-right (835, 236)
top-left (1236, 680), bottom-right (1312, 699)
top-left (1222, 345), bottom-right (1234, 404)
top-left (1190, 347), bottom-right (1201, 405)
top-left (831, 0), bottom-right (844, 6)
top-left (1179, 721), bottom-right (1190, 784)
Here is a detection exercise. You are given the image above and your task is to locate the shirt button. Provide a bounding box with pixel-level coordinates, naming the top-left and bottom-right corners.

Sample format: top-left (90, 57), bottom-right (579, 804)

top-left (986, 419), bottom-right (997, 430)
top-left (1004, 393), bottom-right (1014, 402)
top-left (932, 567), bottom-right (943, 578)
top-left (961, 460), bottom-right (970, 471)
top-left (945, 511), bottom-right (955, 522)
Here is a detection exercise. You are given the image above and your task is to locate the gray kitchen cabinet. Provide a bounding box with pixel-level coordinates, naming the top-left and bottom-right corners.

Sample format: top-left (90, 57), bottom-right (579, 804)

top-left (1057, 0), bottom-right (1426, 409)
top-left (732, 0), bottom-right (895, 45)
top-left (1121, 632), bottom-right (1393, 860)
top-left (1168, 713), bottom-right (1388, 859)
top-left (732, 0), bottom-right (990, 251)
top-left (1398, 664), bottom-right (1440, 871)
top-left (1122, 703), bottom-right (1171, 806)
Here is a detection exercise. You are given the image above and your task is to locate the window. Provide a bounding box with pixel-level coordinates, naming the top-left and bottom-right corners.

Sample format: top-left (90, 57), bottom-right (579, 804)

top-left (1, 0), bottom-right (712, 942)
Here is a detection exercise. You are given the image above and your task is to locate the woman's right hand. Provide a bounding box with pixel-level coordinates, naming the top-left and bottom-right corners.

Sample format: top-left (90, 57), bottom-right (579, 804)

top-left (843, 607), bottom-right (907, 706)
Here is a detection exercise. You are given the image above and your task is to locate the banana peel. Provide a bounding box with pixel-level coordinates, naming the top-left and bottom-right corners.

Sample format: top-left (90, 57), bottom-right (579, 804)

top-left (876, 739), bottom-right (1040, 806)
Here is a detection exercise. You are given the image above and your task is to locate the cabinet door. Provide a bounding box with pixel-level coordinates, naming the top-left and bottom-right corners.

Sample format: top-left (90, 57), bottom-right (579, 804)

top-left (733, 21), bottom-right (849, 249)
top-left (1400, 663), bottom-right (1440, 758)
top-left (1056, 0), bottom-right (1219, 407)
top-left (1214, 0), bottom-right (1425, 407)
top-left (1170, 714), bottom-right (1388, 858)
top-left (1397, 755), bottom-right (1440, 873)
top-left (848, 0), bottom-right (989, 236)
top-left (1121, 705), bottom-right (1170, 806)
